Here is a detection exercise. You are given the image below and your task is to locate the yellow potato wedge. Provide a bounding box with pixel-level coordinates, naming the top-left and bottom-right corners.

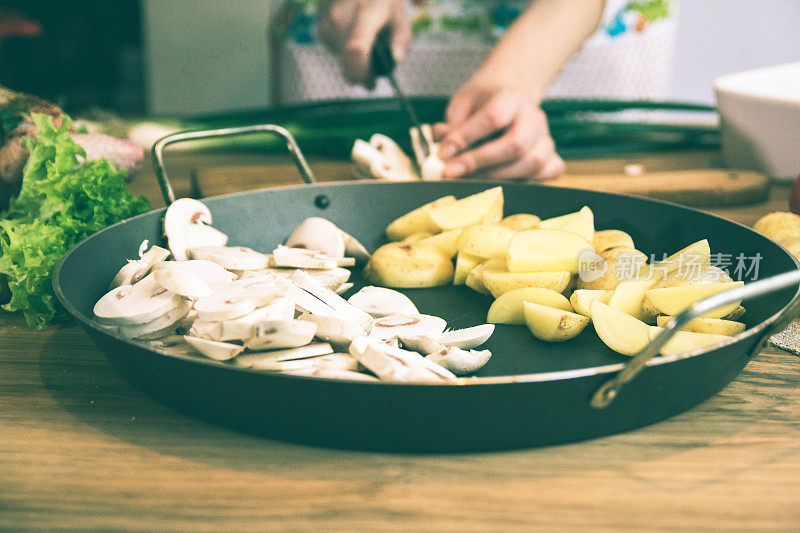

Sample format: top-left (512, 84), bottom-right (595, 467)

top-left (724, 306), bottom-right (746, 320)
top-left (523, 301), bottom-right (590, 342)
top-left (640, 239), bottom-right (711, 281)
top-left (647, 327), bottom-right (730, 356)
top-left (487, 287), bottom-right (571, 325)
top-left (500, 213), bottom-right (541, 231)
top-left (482, 269), bottom-right (572, 297)
top-left (365, 242), bottom-right (454, 288)
top-left (576, 246), bottom-right (648, 291)
top-left (656, 315), bottom-right (746, 336)
top-left (645, 281), bottom-right (744, 319)
top-left (592, 229), bottom-right (635, 253)
top-left (402, 232), bottom-right (434, 243)
top-left (482, 194), bottom-right (504, 224)
top-left (428, 186), bottom-right (504, 231)
top-left (454, 251), bottom-right (482, 285)
top-left (456, 224), bottom-right (518, 259)
top-left (419, 228), bottom-right (463, 257)
top-left (753, 211), bottom-right (800, 243)
top-left (539, 206), bottom-right (594, 242)
top-left (506, 229), bottom-right (591, 273)
top-left (386, 195), bottom-right (456, 241)
top-left (570, 289), bottom-right (613, 317)
top-left (609, 278), bottom-right (660, 322)
top-left (465, 263), bottom-right (492, 295)
top-left (591, 300), bottom-right (652, 356)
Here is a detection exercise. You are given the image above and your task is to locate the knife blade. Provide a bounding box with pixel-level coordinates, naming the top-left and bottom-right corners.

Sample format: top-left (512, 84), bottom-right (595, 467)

top-left (370, 27), bottom-right (431, 157)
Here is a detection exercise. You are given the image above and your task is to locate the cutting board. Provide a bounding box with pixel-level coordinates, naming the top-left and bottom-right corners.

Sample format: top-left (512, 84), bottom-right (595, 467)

top-left (192, 151), bottom-right (769, 207)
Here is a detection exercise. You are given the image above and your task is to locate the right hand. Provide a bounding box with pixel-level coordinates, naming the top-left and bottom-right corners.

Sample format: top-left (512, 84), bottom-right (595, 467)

top-left (318, 0), bottom-right (411, 88)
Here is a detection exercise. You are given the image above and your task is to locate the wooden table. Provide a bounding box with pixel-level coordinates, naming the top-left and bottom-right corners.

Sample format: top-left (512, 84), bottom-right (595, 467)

top-left (3, 152), bottom-right (800, 530)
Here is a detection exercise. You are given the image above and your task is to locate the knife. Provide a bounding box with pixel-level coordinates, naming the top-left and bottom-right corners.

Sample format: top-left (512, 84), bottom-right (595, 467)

top-left (370, 27), bottom-right (431, 157)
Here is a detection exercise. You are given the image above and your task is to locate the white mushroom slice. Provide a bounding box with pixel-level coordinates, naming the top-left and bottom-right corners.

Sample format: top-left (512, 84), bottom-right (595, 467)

top-left (117, 299), bottom-right (192, 339)
top-left (285, 217), bottom-right (346, 259)
top-left (370, 133), bottom-right (419, 181)
top-left (242, 319), bottom-right (318, 350)
top-left (153, 268), bottom-right (212, 299)
top-left (109, 245), bottom-right (172, 289)
top-left (272, 245), bottom-right (338, 269)
top-left (163, 198), bottom-right (228, 261)
top-left (193, 278), bottom-right (285, 321)
top-left (94, 274), bottom-right (183, 326)
top-left (254, 353), bottom-right (360, 373)
top-left (439, 324), bottom-right (495, 349)
top-left (285, 284), bottom-right (338, 317)
top-left (152, 342), bottom-right (195, 357)
top-left (425, 346), bottom-right (492, 376)
top-left (397, 334), bottom-right (445, 355)
top-left (334, 282), bottom-right (354, 295)
top-left (152, 259), bottom-right (236, 289)
top-left (149, 334), bottom-right (187, 347)
top-left (289, 270), bottom-right (374, 331)
top-left (349, 336), bottom-right (457, 383)
top-left (189, 298), bottom-right (296, 341)
top-left (410, 124), bottom-right (445, 181)
top-left (352, 139), bottom-right (417, 182)
top-left (283, 367), bottom-right (379, 382)
top-left (298, 312), bottom-right (366, 345)
top-left (233, 342), bottom-right (334, 368)
top-left (368, 314), bottom-right (447, 341)
top-left (187, 245), bottom-right (270, 271)
top-left (184, 335), bottom-right (244, 361)
top-left (175, 309), bottom-right (198, 333)
top-left (250, 267), bottom-right (350, 291)
top-left (347, 286), bottom-right (419, 317)
top-left (339, 230), bottom-right (371, 262)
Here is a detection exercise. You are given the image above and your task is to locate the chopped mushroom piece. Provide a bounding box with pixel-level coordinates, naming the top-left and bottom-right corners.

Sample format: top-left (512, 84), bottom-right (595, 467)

top-left (289, 270), bottom-right (374, 331)
top-left (187, 245), bottom-right (271, 271)
top-left (94, 274), bottom-right (184, 326)
top-left (243, 319), bottom-right (318, 350)
top-left (368, 314), bottom-right (447, 340)
top-left (272, 245), bottom-right (338, 270)
top-left (117, 299), bottom-right (192, 339)
top-left (163, 198), bottom-right (228, 261)
top-left (109, 243), bottom-right (171, 289)
top-left (233, 343), bottom-right (335, 368)
top-left (349, 336), bottom-right (457, 383)
top-left (347, 286), bottom-right (419, 317)
top-left (184, 336), bottom-right (244, 361)
top-left (425, 346), bottom-right (492, 376)
top-left (439, 324), bottom-right (495, 349)
top-left (298, 312), bottom-right (366, 345)
top-left (285, 217), bottom-right (346, 259)
top-left (410, 125), bottom-right (445, 181)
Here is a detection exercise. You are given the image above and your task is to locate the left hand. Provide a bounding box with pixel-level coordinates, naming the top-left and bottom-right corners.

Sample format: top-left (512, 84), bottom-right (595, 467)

top-left (432, 84), bottom-right (565, 180)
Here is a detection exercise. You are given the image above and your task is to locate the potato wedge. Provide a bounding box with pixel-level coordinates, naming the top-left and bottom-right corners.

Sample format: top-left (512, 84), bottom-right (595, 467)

top-left (428, 186), bottom-right (504, 231)
top-left (591, 300), bottom-right (652, 356)
top-left (465, 263), bottom-right (492, 295)
top-left (645, 281), bottom-right (744, 319)
top-left (570, 289), bottom-right (613, 317)
top-left (539, 206), bottom-right (594, 241)
top-left (656, 315), bottom-right (746, 336)
top-left (482, 193), bottom-right (504, 224)
top-left (639, 239), bottom-right (711, 281)
top-left (386, 195), bottom-right (455, 241)
top-left (402, 232), bottom-right (434, 243)
top-left (418, 228), bottom-right (462, 257)
top-left (482, 269), bottom-right (572, 297)
top-left (365, 242), bottom-right (454, 288)
top-left (456, 224), bottom-right (518, 259)
top-left (506, 229), bottom-right (591, 273)
top-left (500, 213), bottom-right (541, 231)
top-left (487, 287), bottom-right (571, 325)
top-left (725, 306), bottom-right (746, 320)
top-left (523, 301), bottom-right (590, 342)
top-left (592, 229), bottom-right (634, 253)
top-left (454, 251), bottom-right (482, 285)
top-left (753, 212), bottom-right (800, 243)
top-left (576, 246), bottom-right (648, 291)
top-left (648, 327), bottom-right (730, 356)
top-left (609, 278), bottom-right (660, 321)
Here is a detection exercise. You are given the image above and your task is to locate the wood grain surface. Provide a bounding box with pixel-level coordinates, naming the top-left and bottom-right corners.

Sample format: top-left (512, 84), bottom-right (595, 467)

top-left (3, 151), bottom-right (800, 530)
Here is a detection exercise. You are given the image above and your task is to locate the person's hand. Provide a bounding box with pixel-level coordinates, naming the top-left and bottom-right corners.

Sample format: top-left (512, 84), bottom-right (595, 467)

top-left (432, 84), bottom-right (565, 180)
top-left (318, 0), bottom-right (411, 88)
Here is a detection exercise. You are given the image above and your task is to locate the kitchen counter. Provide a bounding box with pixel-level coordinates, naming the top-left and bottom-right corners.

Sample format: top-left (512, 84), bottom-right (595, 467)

top-left (2, 152), bottom-right (799, 530)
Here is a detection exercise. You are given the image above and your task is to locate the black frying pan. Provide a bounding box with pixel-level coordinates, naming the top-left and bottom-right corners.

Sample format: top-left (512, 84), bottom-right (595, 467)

top-left (52, 125), bottom-right (800, 453)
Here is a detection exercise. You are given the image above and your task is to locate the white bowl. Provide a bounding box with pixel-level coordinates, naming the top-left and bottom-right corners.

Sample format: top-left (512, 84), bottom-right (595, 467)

top-left (714, 62), bottom-right (800, 182)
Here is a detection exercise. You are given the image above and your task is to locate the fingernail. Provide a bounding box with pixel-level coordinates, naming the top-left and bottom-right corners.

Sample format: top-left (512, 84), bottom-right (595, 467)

top-left (440, 142), bottom-right (457, 160)
top-left (445, 162), bottom-right (466, 179)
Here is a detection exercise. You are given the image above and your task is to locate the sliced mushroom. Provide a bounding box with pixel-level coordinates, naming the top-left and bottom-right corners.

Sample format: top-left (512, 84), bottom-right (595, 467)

top-left (94, 274), bottom-right (183, 325)
top-left (255, 266), bottom-right (351, 291)
top-left (368, 314), bottom-right (447, 341)
top-left (425, 346), bottom-right (492, 376)
top-left (298, 312), bottom-right (366, 345)
top-left (283, 366), bottom-right (379, 382)
top-left (272, 245), bottom-right (338, 270)
top-left (339, 230), bottom-right (371, 262)
top-left (370, 133), bottom-right (419, 181)
top-left (149, 334), bottom-right (187, 347)
top-left (152, 259), bottom-right (236, 289)
top-left (243, 319), bottom-right (318, 351)
top-left (347, 286), bottom-right (419, 317)
top-left (285, 283), bottom-right (339, 317)
top-left (189, 298), bottom-right (296, 341)
top-left (184, 335), bottom-right (244, 361)
top-left (153, 268), bottom-right (212, 299)
top-left (351, 138), bottom-right (418, 182)
top-left (193, 278), bottom-right (286, 321)
top-left (439, 324), bottom-right (495, 349)
top-left (253, 352), bottom-right (359, 373)
top-left (117, 299), bottom-right (192, 339)
top-left (163, 198), bottom-right (228, 261)
top-left (175, 309), bottom-right (198, 333)
top-left (289, 270), bottom-right (374, 331)
top-left (397, 334), bottom-right (445, 355)
top-left (349, 336), bottom-right (457, 383)
top-left (109, 244), bottom-right (171, 289)
top-left (285, 217), bottom-right (346, 259)
top-left (187, 245), bottom-right (270, 271)
top-left (410, 125), bottom-right (445, 181)
top-left (233, 342), bottom-right (334, 368)
top-left (334, 282), bottom-right (354, 295)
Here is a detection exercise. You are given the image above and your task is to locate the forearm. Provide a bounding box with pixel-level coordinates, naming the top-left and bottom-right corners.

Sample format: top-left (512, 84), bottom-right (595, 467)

top-left (472, 0), bottom-right (606, 104)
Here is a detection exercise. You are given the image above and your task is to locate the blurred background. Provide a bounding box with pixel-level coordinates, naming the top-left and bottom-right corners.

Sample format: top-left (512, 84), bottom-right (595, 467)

top-left (0, 0), bottom-right (798, 117)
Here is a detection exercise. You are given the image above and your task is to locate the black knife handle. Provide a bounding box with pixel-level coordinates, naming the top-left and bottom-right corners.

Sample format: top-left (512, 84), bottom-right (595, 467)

top-left (370, 26), bottom-right (396, 78)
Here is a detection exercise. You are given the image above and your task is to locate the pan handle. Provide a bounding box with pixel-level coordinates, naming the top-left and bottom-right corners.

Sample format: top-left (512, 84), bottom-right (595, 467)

top-left (590, 268), bottom-right (800, 409)
top-left (151, 124), bottom-right (316, 206)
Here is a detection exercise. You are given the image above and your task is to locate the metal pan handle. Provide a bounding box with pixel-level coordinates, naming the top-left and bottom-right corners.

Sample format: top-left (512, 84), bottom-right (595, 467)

top-left (151, 124), bottom-right (316, 206)
top-left (591, 268), bottom-right (800, 409)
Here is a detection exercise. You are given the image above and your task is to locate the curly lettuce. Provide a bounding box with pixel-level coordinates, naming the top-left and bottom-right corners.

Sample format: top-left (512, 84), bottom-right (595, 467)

top-left (0, 113), bottom-right (151, 329)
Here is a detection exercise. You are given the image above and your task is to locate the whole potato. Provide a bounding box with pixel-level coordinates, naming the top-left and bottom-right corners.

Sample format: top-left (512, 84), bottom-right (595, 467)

top-left (364, 242), bottom-right (454, 288)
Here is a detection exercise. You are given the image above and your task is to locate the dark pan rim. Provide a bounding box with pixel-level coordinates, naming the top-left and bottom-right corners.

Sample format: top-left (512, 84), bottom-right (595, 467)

top-left (53, 180), bottom-right (800, 387)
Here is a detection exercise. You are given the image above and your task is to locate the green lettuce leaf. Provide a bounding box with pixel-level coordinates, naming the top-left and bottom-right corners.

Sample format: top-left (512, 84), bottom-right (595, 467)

top-left (0, 113), bottom-right (151, 329)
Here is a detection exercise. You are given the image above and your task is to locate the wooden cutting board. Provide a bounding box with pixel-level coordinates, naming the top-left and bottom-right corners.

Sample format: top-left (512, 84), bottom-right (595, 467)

top-left (192, 151), bottom-right (769, 207)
